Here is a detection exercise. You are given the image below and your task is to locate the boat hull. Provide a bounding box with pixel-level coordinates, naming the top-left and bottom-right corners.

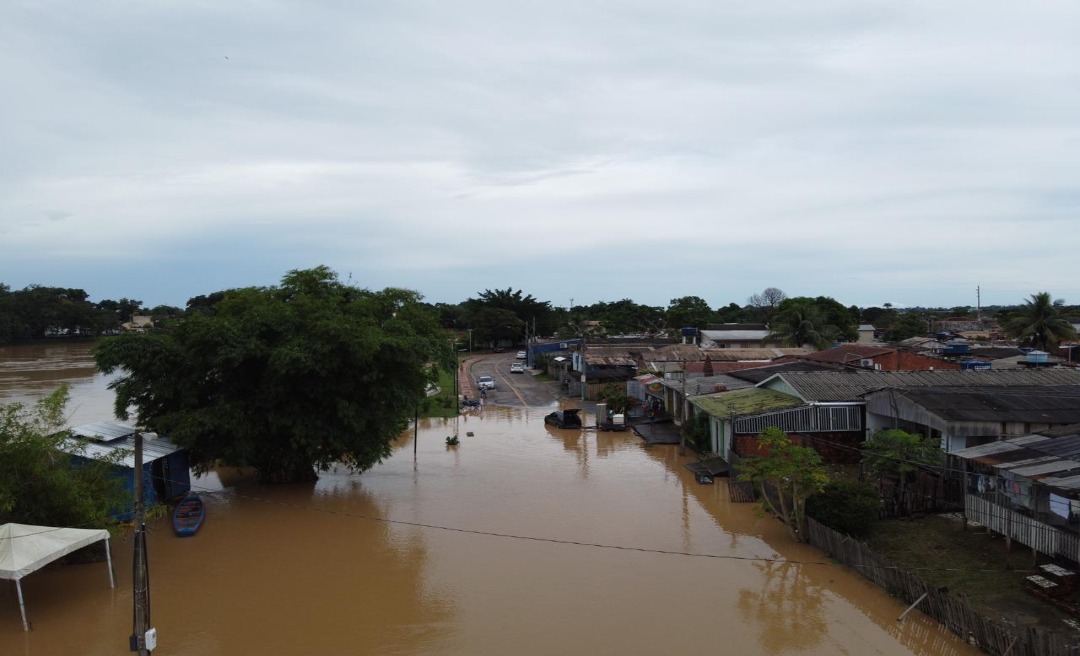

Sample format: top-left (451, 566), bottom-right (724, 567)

top-left (172, 494), bottom-right (205, 537)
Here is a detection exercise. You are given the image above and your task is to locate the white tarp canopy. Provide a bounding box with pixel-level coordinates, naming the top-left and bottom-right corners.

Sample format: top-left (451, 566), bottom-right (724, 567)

top-left (0, 523), bottom-right (114, 631)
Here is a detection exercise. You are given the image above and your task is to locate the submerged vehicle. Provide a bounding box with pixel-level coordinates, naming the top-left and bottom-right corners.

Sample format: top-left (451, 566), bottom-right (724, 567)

top-left (544, 408), bottom-right (583, 429)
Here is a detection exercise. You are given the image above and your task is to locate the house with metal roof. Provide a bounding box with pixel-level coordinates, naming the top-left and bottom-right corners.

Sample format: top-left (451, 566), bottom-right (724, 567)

top-left (759, 369), bottom-right (1080, 404)
top-left (949, 425), bottom-right (1080, 563)
top-left (865, 385), bottom-right (1080, 453)
top-left (62, 422), bottom-right (191, 520)
top-left (699, 325), bottom-right (775, 349)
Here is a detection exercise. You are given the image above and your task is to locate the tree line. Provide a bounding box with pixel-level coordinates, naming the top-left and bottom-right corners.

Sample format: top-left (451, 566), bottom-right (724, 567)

top-left (0, 282), bottom-right (182, 343)
top-left (4, 279), bottom-right (1078, 352)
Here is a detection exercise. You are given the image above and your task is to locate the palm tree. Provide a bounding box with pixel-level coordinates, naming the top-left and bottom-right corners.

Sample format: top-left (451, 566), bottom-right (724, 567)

top-left (765, 307), bottom-right (832, 350)
top-left (1004, 292), bottom-right (1077, 351)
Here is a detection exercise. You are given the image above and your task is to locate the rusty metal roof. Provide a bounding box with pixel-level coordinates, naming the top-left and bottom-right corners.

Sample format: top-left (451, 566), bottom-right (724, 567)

top-left (797, 344), bottom-right (896, 364)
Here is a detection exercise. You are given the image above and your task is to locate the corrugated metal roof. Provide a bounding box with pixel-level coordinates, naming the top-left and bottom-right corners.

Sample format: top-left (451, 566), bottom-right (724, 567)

top-left (583, 354), bottom-right (637, 366)
top-left (798, 345), bottom-right (895, 364)
top-left (61, 422), bottom-right (184, 468)
top-left (70, 421), bottom-right (137, 442)
top-left (952, 433), bottom-right (1080, 492)
top-left (1022, 434), bottom-right (1080, 459)
top-left (690, 388), bottom-right (805, 417)
top-left (728, 362), bottom-right (834, 384)
top-left (63, 433), bottom-right (183, 468)
top-left (772, 369), bottom-right (1080, 402)
top-left (701, 330), bottom-right (771, 341)
top-left (655, 373), bottom-right (757, 396)
top-left (894, 387), bottom-right (1080, 423)
top-left (1009, 459), bottom-right (1080, 477)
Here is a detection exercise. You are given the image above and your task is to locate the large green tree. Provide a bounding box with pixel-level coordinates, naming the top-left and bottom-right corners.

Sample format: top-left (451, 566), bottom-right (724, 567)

top-left (0, 386), bottom-right (128, 527)
top-left (462, 288), bottom-right (556, 343)
top-left (94, 266), bottom-right (445, 483)
top-left (666, 295), bottom-right (713, 331)
top-left (737, 427), bottom-right (830, 542)
top-left (765, 306), bottom-right (831, 350)
top-left (1003, 292), bottom-right (1077, 351)
top-left (766, 296), bottom-right (858, 348)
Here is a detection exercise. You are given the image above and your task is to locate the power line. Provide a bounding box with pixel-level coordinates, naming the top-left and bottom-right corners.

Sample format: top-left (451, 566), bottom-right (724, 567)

top-left (175, 480), bottom-right (1039, 575)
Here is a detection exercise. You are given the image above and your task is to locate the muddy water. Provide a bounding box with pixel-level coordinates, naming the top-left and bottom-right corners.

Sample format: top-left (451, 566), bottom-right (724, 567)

top-left (0, 344), bottom-right (978, 655)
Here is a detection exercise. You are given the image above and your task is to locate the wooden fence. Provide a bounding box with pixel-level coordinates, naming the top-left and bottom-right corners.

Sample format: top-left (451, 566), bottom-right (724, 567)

top-left (804, 517), bottom-right (1080, 656)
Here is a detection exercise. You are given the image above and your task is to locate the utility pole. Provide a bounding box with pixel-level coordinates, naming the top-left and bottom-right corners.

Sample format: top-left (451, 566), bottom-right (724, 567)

top-left (131, 431), bottom-right (155, 654)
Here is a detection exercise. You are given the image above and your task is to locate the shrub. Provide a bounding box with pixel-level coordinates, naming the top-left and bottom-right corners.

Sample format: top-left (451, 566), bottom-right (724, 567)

top-left (806, 479), bottom-right (880, 538)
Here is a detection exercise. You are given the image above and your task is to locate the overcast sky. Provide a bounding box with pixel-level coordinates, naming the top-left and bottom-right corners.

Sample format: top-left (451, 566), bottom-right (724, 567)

top-left (2, 1), bottom-right (1077, 311)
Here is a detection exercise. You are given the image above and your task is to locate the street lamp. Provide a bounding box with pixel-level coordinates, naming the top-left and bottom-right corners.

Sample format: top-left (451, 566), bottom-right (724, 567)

top-left (467, 328), bottom-right (473, 353)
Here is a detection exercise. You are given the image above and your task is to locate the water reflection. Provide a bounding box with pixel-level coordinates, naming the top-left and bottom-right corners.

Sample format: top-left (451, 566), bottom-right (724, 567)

top-left (738, 561), bottom-right (828, 653)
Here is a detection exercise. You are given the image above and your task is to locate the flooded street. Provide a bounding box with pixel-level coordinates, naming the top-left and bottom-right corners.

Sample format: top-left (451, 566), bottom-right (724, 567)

top-left (0, 343), bottom-right (978, 655)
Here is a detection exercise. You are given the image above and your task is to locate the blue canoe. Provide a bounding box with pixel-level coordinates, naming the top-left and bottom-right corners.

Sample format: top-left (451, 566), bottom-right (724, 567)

top-left (172, 493), bottom-right (205, 537)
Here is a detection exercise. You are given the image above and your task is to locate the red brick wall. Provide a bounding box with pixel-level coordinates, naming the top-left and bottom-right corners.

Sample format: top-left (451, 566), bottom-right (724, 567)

top-left (874, 351), bottom-right (959, 371)
top-left (733, 431), bottom-right (863, 464)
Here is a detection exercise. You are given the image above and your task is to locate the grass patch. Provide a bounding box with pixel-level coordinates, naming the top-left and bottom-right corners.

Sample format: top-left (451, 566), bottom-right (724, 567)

top-left (418, 368), bottom-right (459, 419)
top-left (865, 515), bottom-right (1079, 630)
top-left (867, 516), bottom-right (1029, 600)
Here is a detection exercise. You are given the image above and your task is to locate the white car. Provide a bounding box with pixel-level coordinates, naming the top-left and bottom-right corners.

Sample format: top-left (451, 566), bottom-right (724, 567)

top-left (510, 362), bottom-right (524, 374)
top-left (477, 375), bottom-right (496, 390)
top-left (516, 351), bottom-right (527, 360)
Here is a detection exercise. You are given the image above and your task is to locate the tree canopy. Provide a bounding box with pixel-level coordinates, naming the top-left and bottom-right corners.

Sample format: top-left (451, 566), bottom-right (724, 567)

top-left (461, 288), bottom-right (556, 345)
top-left (94, 266), bottom-right (446, 483)
top-left (666, 295), bottom-right (713, 331)
top-left (766, 296), bottom-right (858, 348)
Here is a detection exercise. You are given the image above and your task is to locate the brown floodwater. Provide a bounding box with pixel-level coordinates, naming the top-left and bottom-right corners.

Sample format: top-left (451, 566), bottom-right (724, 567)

top-left (0, 343), bottom-right (980, 655)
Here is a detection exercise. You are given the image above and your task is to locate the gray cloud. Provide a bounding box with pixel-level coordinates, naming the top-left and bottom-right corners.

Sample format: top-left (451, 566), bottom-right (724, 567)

top-left (1, 1), bottom-right (1078, 309)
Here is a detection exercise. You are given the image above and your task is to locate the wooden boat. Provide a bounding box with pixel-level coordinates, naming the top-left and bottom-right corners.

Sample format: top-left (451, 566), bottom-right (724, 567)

top-left (172, 493), bottom-right (205, 537)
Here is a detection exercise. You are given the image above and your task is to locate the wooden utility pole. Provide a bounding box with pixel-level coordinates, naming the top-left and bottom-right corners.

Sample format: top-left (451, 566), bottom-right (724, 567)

top-left (131, 431), bottom-right (155, 654)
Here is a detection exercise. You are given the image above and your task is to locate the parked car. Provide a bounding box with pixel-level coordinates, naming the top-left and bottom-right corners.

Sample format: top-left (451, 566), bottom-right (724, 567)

top-left (516, 351), bottom-right (527, 360)
top-left (510, 362), bottom-right (524, 374)
top-left (477, 375), bottom-right (496, 390)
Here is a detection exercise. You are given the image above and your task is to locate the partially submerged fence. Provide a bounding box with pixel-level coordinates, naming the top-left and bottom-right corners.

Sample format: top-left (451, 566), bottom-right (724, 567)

top-left (804, 517), bottom-right (1080, 656)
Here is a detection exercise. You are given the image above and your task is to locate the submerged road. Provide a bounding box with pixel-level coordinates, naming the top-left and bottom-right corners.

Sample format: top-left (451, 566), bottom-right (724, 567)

top-left (462, 352), bottom-right (560, 409)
